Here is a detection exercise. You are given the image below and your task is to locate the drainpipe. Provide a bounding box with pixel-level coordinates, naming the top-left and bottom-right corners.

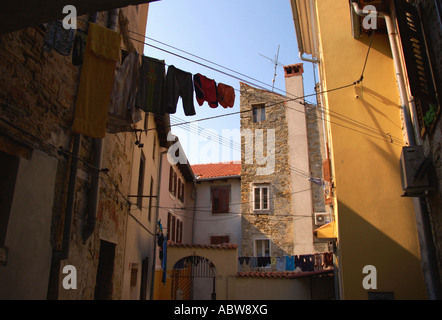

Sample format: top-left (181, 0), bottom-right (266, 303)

top-left (83, 9), bottom-right (119, 241)
top-left (351, 1), bottom-right (441, 300)
top-left (53, 12), bottom-right (99, 260)
top-left (350, 1), bottom-right (415, 146)
top-left (150, 150), bottom-right (167, 300)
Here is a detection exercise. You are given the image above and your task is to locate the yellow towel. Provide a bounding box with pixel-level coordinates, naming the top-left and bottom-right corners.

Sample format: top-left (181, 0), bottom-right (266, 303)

top-left (72, 23), bottom-right (121, 138)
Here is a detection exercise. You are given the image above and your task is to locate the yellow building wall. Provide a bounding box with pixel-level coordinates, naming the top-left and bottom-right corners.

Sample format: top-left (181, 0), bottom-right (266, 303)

top-left (153, 270), bottom-right (172, 300)
top-left (314, 0), bottom-right (427, 299)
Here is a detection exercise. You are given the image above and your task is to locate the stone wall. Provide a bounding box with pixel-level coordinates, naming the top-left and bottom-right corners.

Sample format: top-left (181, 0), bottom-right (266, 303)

top-left (240, 82), bottom-right (295, 258)
top-left (0, 9), bottom-right (142, 299)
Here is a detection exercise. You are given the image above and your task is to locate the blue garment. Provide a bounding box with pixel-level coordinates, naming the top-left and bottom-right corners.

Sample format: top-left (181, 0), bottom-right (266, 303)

top-left (285, 255), bottom-right (295, 271)
top-left (161, 235), bottom-right (167, 285)
top-left (43, 21), bottom-right (74, 56)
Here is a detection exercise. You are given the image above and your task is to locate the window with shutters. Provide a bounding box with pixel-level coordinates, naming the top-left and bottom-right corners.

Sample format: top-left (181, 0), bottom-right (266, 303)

top-left (254, 239), bottom-right (271, 257)
top-left (130, 264), bottom-right (138, 287)
top-left (210, 235), bottom-right (230, 245)
top-left (177, 178), bottom-right (184, 203)
top-left (253, 184), bottom-right (270, 212)
top-left (148, 177), bottom-right (154, 221)
top-left (211, 186), bottom-right (230, 214)
top-left (179, 180), bottom-right (185, 202)
top-left (137, 152), bottom-right (145, 209)
top-left (169, 167), bottom-right (177, 197)
top-left (395, 0), bottom-right (440, 137)
top-left (252, 104), bottom-right (266, 123)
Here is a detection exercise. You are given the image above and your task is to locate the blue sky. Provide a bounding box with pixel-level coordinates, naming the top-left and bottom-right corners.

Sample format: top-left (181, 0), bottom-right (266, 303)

top-left (143, 0), bottom-right (317, 165)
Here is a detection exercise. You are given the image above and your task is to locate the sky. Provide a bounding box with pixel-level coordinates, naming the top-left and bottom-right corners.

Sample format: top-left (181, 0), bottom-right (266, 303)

top-left (142, 0), bottom-right (317, 165)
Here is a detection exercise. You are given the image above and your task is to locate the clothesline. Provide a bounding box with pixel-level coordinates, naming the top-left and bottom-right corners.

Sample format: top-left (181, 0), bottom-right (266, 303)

top-left (238, 252), bottom-right (333, 272)
top-left (42, 20), bottom-right (237, 139)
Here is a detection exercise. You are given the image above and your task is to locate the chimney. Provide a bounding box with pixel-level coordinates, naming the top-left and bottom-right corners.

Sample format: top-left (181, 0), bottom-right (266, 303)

top-left (284, 63), bottom-right (304, 78)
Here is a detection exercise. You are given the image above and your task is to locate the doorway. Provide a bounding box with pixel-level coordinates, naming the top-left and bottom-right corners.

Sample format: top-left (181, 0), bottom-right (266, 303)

top-left (171, 256), bottom-right (216, 300)
top-left (94, 240), bottom-right (116, 300)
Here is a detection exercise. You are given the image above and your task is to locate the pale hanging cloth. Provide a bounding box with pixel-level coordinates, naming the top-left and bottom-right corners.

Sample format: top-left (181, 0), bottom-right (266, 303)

top-left (107, 51), bottom-right (142, 133)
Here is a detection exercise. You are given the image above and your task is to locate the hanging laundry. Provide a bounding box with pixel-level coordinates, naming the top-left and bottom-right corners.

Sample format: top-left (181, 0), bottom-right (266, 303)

top-left (249, 256), bottom-right (258, 268)
top-left (324, 252), bottom-right (333, 268)
top-left (238, 257), bottom-right (250, 266)
top-left (217, 83), bottom-right (235, 108)
top-left (285, 255), bottom-right (295, 271)
top-left (107, 51), bottom-right (142, 133)
top-left (304, 255), bottom-right (315, 271)
top-left (193, 73), bottom-right (218, 108)
top-left (314, 253), bottom-right (323, 271)
top-left (295, 255), bottom-right (303, 270)
top-left (136, 55), bottom-right (166, 114)
top-left (43, 20), bottom-right (75, 56)
top-left (72, 22), bottom-right (121, 139)
top-left (72, 29), bottom-right (87, 66)
top-left (270, 257), bottom-right (276, 267)
top-left (276, 256), bottom-right (286, 271)
top-left (257, 256), bottom-right (271, 268)
top-left (165, 65), bottom-right (196, 116)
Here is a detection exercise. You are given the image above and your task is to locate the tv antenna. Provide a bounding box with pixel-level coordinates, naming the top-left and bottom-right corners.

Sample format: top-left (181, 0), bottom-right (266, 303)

top-left (259, 45), bottom-right (282, 91)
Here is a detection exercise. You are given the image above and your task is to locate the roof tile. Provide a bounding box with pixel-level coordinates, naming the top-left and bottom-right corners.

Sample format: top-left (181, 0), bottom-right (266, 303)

top-left (192, 161), bottom-right (241, 179)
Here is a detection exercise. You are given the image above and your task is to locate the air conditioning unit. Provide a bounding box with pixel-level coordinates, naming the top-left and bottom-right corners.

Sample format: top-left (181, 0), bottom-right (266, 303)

top-left (314, 212), bottom-right (331, 226)
top-left (400, 146), bottom-right (432, 197)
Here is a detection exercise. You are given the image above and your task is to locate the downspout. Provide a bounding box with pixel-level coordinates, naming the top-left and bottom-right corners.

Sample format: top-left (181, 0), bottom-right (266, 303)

top-left (47, 13), bottom-right (98, 299)
top-left (150, 149), bottom-right (167, 300)
top-left (53, 12), bottom-right (98, 261)
top-left (83, 9), bottom-right (119, 241)
top-left (351, 1), bottom-right (441, 300)
top-left (350, 1), bottom-right (415, 146)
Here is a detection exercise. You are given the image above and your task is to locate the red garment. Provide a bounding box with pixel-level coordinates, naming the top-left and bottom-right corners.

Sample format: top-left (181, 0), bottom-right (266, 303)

top-left (193, 73), bottom-right (218, 108)
top-left (217, 83), bottom-right (235, 108)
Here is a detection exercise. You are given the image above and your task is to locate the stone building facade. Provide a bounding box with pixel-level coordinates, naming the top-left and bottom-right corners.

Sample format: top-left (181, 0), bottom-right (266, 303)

top-left (0, 5), bottom-right (160, 300)
top-left (239, 63), bottom-right (329, 264)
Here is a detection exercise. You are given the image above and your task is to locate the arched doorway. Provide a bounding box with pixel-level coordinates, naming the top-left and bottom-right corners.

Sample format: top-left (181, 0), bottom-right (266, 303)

top-left (171, 256), bottom-right (216, 300)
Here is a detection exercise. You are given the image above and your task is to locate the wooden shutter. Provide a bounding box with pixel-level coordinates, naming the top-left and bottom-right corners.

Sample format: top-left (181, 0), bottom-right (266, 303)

top-left (212, 187), bottom-right (219, 213)
top-left (212, 186), bottom-right (229, 213)
top-left (220, 187), bottom-right (229, 212)
top-left (169, 167), bottom-right (173, 193)
top-left (395, 0), bottom-right (439, 136)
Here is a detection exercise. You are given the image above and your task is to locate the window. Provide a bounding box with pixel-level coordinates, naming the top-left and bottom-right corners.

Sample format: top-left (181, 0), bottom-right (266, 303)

top-left (176, 219), bottom-right (183, 243)
top-left (253, 185), bottom-right (269, 211)
top-left (252, 104), bottom-right (266, 123)
top-left (177, 179), bottom-right (185, 202)
top-left (148, 177), bottom-right (154, 221)
top-left (211, 186), bottom-right (230, 214)
top-left (172, 215), bottom-right (176, 242)
top-left (137, 153), bottom-right (146, 209)
top-left (167, 213), bottom-right (182, 243)
top-left (255, 239), bottom-right (270, 257)
top-left (395, 0), bottom-right (439, 137)
top-left (169, 167), bottom-right (177, 196)
top-left (130, 264), bottom-right (138, 287)
top-left (152, 135), bottom-right (156, 160)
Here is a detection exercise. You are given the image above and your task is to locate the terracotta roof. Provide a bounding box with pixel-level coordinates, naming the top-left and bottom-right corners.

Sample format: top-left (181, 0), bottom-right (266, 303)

top-left (167, 242), bottom-right (238, 250)
top-left (191, 161), bottom-right (241, 179)
top-left (236, 269), bottom-right (333, 279)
